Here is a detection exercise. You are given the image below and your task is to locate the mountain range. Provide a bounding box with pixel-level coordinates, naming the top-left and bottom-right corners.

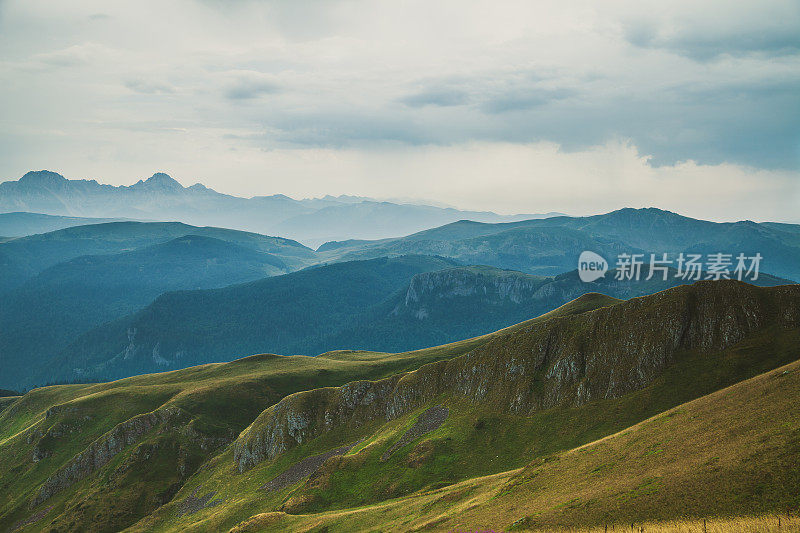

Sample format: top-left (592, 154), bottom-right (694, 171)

top-left (0, 171), bottom-right (555, 246)
top-left (31, 258), bottom-right (789, 391)
top-left (1, 172), bottom-right (799, 530)
top-left (2, 203), bottom-right (800, 391)
top-left (318, 207), bottom-right (800, 281)
top-left (1, 281), bottom-right (798, 531)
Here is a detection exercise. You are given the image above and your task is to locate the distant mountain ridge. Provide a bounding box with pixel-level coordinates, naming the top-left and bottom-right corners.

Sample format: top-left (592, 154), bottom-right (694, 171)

top-left (29, 259), bottom-right (791, 390)
top-left (318, 207), bottom-right (800, 281)
top-left (0, 212), bottom-right (134, 238)
top-left (0, 170), bottom-right (555, 245)
top-left (0, 222), bottom-right (320, 391)
top-left (2, 205), bottom-right (800, 391)
top-left (0, 220), bottom-right (315, 294)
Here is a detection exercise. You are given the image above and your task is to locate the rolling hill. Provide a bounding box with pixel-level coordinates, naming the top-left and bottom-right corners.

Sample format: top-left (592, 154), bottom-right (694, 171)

top-left (318, 207), bottom-right (800, 281)
top-left (1, 281), bottom-right (798, 532)
top-left (223, 358), bottom-right (800, 532)
top-left (0, 292), bottom-right (616, 532)
top-left (3, 206), bottom-right (799, 392)
top-left (0, 220), bottom-right (316, 294)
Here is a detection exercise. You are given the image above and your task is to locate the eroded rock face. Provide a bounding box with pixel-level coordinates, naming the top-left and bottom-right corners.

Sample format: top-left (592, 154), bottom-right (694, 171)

top-left (233, 281), bottom-right (800, 472)
top-left (393, 266), bottom-right (552, 322)
top-left (402, 268), bottom-right (546, 308)
top-left (29, 406), bottom-right (187, 508)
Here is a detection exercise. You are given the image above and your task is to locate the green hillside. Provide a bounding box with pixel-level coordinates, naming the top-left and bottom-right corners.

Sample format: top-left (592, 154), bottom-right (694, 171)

top-left (40, 259), bottom-right (790, 391)
top-left (224, 358), bottom-right (800, 532)
top-left (0, 292), bottom-right (615, 532)
top-left (2, 281), bottom-right (799, 532)
top-left (130, 281), bottom-right (797, 532)
top-left (327, 264), bottom-right (791, 355)
top-left (4, 208), bottom-right (799, 391)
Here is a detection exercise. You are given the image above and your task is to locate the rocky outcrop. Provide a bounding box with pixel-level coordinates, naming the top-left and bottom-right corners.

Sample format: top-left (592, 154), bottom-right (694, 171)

top-left (29, 406), bottom-right (188, 508)
top-left (401, 267), bottom-right (547, 308)
top-left (233, 281), bottom-right (800, 472)
top-left (392, 266), bottom-right (552, 321)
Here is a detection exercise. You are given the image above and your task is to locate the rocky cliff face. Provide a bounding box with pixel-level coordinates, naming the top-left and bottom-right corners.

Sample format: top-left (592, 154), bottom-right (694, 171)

top-left (30, 407), bottom-right (187, 508)
top-left (397, 267), bottom-right (548, 312)
top-left (233, 281), bottom-right (800, 472)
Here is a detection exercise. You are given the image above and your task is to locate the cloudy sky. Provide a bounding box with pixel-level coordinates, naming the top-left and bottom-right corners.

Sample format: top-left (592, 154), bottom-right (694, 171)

top-left (1, 0), bottom-right (798, 220)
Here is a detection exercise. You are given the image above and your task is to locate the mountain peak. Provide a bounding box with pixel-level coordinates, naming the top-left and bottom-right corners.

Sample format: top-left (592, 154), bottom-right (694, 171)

top-left (18, 170), bottom-right (68, 186)
top-left (133, 172), bottom-right (184, 191)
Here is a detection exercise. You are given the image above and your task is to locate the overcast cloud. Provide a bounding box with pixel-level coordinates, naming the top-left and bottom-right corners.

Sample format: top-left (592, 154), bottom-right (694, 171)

top-left (0, 0), bottom-right (798, 220)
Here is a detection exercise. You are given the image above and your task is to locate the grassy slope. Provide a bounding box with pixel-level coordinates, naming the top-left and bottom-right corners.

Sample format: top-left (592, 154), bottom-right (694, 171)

top-left (322, 292), bottom-right (621, 364)
top-left (0, 396), bottom-right (20, 413)
top-left (126, 284), bottom-right (800, 532)
top-left (224, 358), bottom-right (800, 532)
top-left (0, 294), bottom-right (618, 532)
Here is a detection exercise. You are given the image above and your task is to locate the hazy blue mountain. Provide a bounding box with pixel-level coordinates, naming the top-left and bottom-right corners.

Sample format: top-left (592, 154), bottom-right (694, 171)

top-left (0, 170), bottom-right (313, 230)
top-left (0, 234), bottom-right (318, 390)
top-left (0, 220), bottom-right (315, 293)
top-left (273, 201), bottom-right (559, 247)
top-left (29, 255), bottom-right (457, 388)
top-left (0, 212), bottom-right (132, 237)
top-left (3, 206), bottom-right (799, 390)
top-left (318, 208), bottom-right (800, 281)
top-left (0, 171), bottom-right (555, 245)
top-left (27, 258), bottom-right (792, 391)
top-left (315, 264), bottom-right (793, 355)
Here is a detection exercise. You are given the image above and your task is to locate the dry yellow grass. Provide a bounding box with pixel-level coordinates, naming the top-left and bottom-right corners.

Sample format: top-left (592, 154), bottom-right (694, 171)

top-left (524, 514), bottom-right (800, 532)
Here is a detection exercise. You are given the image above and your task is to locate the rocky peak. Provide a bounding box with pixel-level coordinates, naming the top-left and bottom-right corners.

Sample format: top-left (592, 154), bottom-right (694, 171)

top-left (132, 172), bottom-right (185, 192)
top-left (17, 170), bottom-right (69, 188)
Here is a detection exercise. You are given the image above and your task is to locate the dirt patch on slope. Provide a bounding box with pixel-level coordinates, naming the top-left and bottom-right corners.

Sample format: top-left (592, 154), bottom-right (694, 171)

top-left (262, 440), bottom-right (362, 493)
top-left (177, 486), bottom-right (223, 517)
top-left (9, 505), bottom-right (53, 532)
top-left (381, 405), bottom-right (449, 461)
